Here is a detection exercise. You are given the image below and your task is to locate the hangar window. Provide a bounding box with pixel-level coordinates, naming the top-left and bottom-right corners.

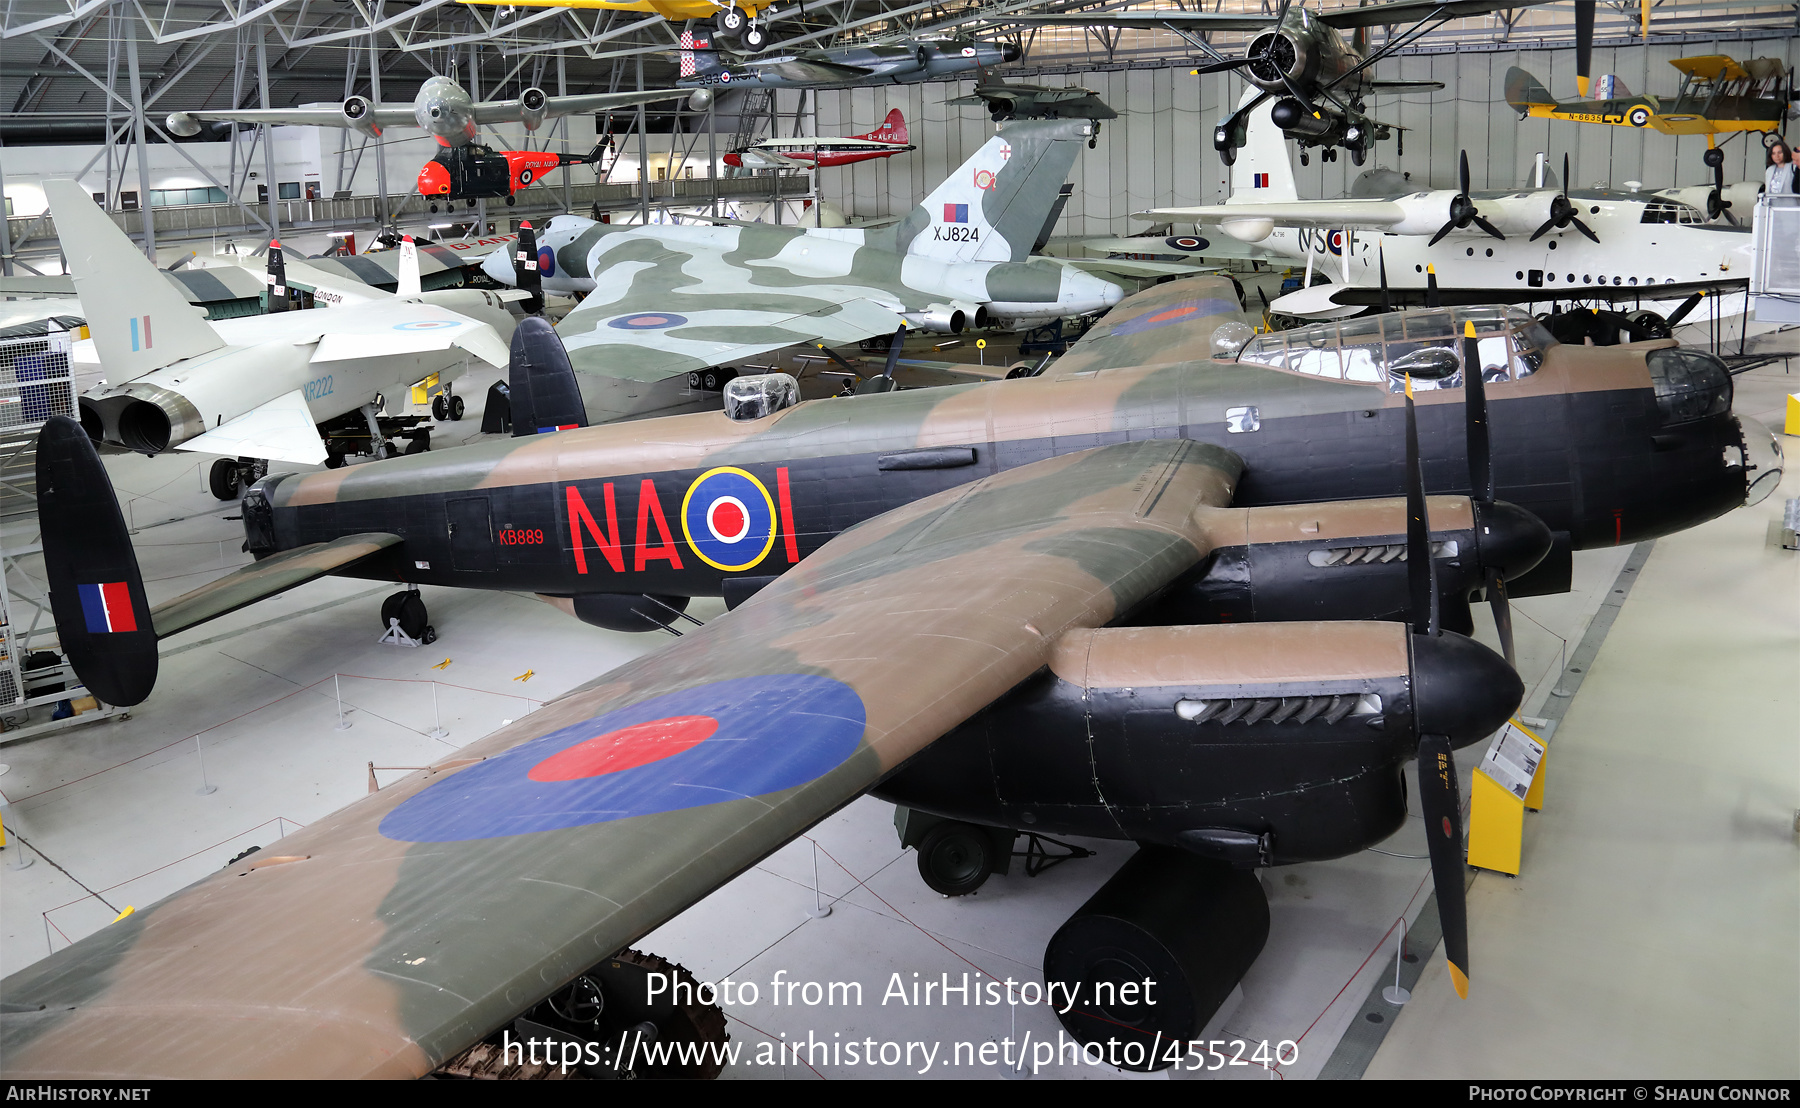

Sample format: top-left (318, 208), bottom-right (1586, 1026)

top-left (1235, 306), bottom-right (1557, 390)
top-left (150, 187), bottom-right (227, 207)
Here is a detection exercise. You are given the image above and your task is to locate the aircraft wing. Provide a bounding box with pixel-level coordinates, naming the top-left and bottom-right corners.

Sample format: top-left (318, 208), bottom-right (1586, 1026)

top-left (174, 103), bottom-right (417, 132)
top-left (555, 232), bottom-right (909, 383)
top-left (1080, 236), bottom-right (1275, 262)
top-left (174, 389), bottom-right (328, 465)
top-left (1006, 11), bottom-right (1273, 30)
top-left (474, 88), bottom-right (694, 125)
top-left (150, 533), bottom-right (403, 639)
top-left (1145, 199), bottom-right (1410, 231)
top-left (1054, 256), bottom-right (1220, 278)
top-left (1316, 0), bottom-right (1553, 27)
top-left (1043, 273), bottom-right (1248, 377)
top-left (740, 57), bottom-right (875, 83)
top-left (0, 436), bottom-right (1237, 1078)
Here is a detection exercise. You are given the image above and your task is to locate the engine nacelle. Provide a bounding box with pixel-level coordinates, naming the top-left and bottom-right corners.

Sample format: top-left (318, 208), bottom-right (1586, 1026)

top-left (342, 96), bottom-right (382, 139)
top-left (1379, 190), bottom-right (1465, 236)
top-left (1480, 192), bottom-right (1559, 237)
top-left (874, 622), bottom-right (1521, 865)
top-left (165, 112), bottom-right (201, 138)
top-left (902, 302), bottom-right (978, 334)
top-left (519, 87), bottom-right (548, 132)
top-left (1244, 30), bottom-right (1317, 93)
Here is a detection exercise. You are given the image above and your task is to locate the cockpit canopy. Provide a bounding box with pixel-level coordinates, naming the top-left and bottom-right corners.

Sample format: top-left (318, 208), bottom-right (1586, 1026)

top-left (1234, 306), bottom-right (1560, 392)
top-left (1640, 200), bottom-right (1709, 225)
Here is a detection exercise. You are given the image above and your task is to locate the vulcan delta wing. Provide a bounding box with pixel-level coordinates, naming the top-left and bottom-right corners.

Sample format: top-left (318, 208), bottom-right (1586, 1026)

top-left (495, 117), bottom-right (1124, 422)
top-left (0, 437), bottom-right (1247, 1077)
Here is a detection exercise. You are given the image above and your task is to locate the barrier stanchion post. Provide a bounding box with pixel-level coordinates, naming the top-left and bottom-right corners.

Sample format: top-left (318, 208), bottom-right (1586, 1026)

top-left (194, 734), bottom-right (217, 795)
top-left (806, 838), bottom-right (831, 920)
top-left (334, 674), bottom-right (352, 731)
top-left (1381, 918), bottom-right (1411, 1005)
top-left (427, 681), bottom-right (448, 739)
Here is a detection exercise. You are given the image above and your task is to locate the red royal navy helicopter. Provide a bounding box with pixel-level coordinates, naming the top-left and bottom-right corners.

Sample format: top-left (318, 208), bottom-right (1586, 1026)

top-left (418, 136), bottom-right (615, 212)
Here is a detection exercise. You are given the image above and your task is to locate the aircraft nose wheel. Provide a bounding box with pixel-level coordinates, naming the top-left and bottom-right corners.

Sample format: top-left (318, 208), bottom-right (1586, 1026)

top-left (916, 820), bottom-right (997, 896)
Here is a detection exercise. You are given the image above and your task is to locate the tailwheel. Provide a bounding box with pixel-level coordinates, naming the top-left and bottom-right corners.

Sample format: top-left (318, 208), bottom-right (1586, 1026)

top-left (432, 949), bottom-right (730, 1079)
top-left (1043, 846), bottom-right (1270, 1071)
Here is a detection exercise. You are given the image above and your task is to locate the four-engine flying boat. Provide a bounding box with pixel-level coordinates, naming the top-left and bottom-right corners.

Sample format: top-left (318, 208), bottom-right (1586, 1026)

top-left (1150, 98), bottom-right (1756, 327)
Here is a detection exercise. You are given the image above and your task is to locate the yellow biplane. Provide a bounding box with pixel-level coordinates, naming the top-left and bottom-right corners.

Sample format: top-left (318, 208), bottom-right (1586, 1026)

top-left (461, 0), bottom-right (779, 49)
top-left (1505, 55), bottom-right (1792, 143)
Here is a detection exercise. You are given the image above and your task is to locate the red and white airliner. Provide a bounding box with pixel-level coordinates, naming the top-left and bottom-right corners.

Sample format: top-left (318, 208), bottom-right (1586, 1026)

top-left (723, 109), bottom-right (914, 170)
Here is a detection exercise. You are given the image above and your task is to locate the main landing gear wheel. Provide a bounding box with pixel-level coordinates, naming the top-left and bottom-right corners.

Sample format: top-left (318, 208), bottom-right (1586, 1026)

top-left (740, 22), bottom-right (769, 49)
top-left (714, 5), bottom-right (747, 36)
top-left (448, 394), bottom-right (465, 421)
top-left (1703, 146), bottom-right (1727, 168)
top-left (432, 393), bottom-right (447, 420)
top-left (505, 195), bottom-right (516, 206)
top-left (434, 949), bottom-right (729, 1080)
top-left (403, 432), bottom-right (430, 455)
top-left (1043, 846), bottom-right (1270, 1071)
top-left (381, 591), bottom-right (435, 644)
top-left (916, 820), bottom-right (996, 896)
top-left (208, 458), bottom-right (240, 501)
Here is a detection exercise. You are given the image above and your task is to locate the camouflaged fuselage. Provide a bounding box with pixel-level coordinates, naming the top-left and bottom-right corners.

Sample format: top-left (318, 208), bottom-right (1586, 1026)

top-left (252, 338), bottom-right (1750, 603)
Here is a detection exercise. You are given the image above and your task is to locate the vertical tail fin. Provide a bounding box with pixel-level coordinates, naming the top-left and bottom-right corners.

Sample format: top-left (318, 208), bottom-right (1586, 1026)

top-left (37, 415), bottom-right (158, 706)
top-left (678, 29), bottom-right (723, 77)
top-left (1503, 67), bottom-right (1556, 112)
top-left (509, 317), bottom-right (587, 436)
top-left (44, 180), bottom-right (224, 382)
top-left (397, 235), bottom-right (423, 296)
top-left (860, 108), bottom-right (907, 144)
top-left (1229, 91), bottom-right (1298, 203)
top-left (889, 117), bottom-right (1093, 263)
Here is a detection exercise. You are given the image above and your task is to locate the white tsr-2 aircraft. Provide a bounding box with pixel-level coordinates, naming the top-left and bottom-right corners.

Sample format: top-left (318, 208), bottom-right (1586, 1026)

top-left (47, 181), bottom-right (518, 495)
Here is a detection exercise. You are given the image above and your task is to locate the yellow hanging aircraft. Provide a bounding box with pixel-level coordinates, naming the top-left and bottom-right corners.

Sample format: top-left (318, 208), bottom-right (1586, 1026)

top-left (462, 0), bottom-right (780, 49)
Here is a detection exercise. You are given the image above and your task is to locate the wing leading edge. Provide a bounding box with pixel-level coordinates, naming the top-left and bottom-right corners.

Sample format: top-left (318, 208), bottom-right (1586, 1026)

top-left (0, 438), bottom-right (1240, 1078)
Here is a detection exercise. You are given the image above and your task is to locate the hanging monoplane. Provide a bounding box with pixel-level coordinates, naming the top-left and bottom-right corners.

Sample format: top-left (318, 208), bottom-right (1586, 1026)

top-left (165, 76), bottom-right (699, 149)
top-left (723, 109), bottom-right (913, 170)
top-left (674, 33), bottom-right (1017, 91)
top-left (1004, 0), bottom-right (1553, 165)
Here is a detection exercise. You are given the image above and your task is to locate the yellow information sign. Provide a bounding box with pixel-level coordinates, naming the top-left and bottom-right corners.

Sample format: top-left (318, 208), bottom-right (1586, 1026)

top-left (1467, 719), bottom-right (1549, 876)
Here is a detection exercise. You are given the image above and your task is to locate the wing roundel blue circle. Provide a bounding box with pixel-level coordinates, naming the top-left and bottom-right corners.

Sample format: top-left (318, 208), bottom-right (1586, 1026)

top-left (379, 674), bottom-right (866, 843)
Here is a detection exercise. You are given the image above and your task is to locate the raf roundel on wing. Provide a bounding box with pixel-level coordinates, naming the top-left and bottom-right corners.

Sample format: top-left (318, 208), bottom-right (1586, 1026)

top-left (379, 674), bottom-right (867, 842)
